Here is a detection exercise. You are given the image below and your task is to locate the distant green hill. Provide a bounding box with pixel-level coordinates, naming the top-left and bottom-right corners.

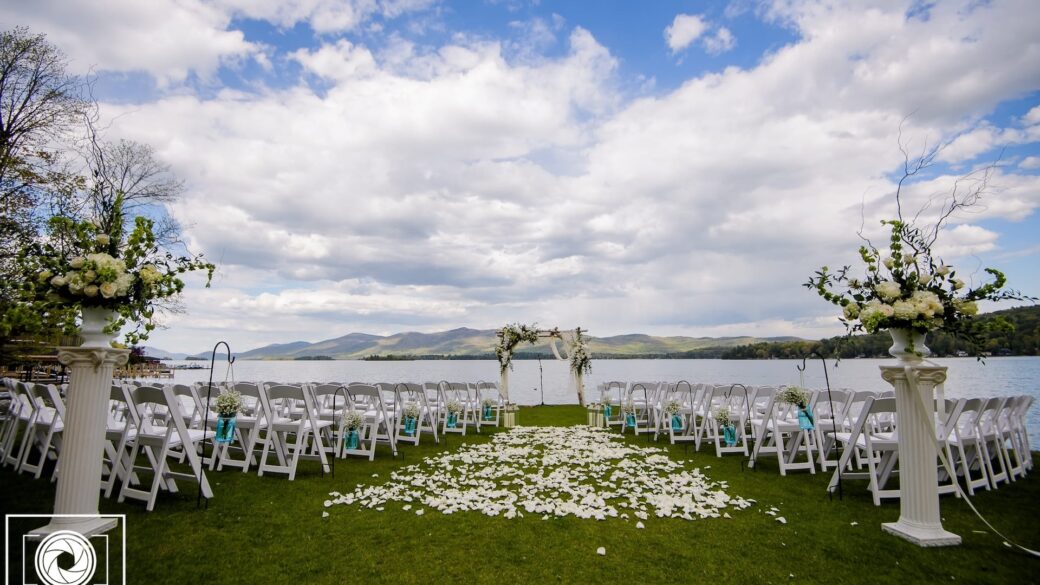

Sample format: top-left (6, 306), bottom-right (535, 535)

top-left (184, 328), bottom-right (804, 360)
top-left (721, 305), bottom-right (1040, 359)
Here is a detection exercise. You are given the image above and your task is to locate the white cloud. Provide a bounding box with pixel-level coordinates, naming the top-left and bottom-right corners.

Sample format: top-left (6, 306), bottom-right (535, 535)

top-left (665, 14), bottom-right (709, 53)
top-left (11, 0), bottom-right (261, 84)
top-left (12, 0), bottom-right (1040, 352)
top-left (1020, 156), bottom-right (1040, 170)
top-left (703, 26), bottom-right (736, 55)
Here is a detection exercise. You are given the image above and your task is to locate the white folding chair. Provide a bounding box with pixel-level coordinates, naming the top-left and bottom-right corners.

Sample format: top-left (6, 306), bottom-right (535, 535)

top-left (216, 383), bottom-right (270, 473)
top-left (257, 384), bottom-right (332, 480)
top-left (18, 384), bottom-right (65, 479)
top-left (118, 385), bottom-right (214, 511)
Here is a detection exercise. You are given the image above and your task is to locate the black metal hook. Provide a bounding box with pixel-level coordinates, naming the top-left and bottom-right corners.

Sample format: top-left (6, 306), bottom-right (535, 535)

top-left (799, 351), bottom-right (843, 501)
top-left (726, 383), bottom-right (756, 473)
top-left (329, 384), bottom-right (349, 478)
top-left (197, 341), bottom-right (233, 509)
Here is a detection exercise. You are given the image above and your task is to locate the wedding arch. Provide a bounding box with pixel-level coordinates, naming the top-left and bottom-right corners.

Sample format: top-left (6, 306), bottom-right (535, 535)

top-left (495, 324), bottom-right (592, 406)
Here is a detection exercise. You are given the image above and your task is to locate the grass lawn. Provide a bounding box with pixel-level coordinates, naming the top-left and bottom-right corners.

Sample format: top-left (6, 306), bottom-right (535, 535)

top-left (3, 405), bottom-right (1039, 584)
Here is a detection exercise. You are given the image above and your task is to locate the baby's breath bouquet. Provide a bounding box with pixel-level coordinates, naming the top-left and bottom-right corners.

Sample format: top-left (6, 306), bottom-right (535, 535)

top-left (403, 401), bottom-right (421, 420)
top-left (23, 194), bottom-right (214, 344)
top-left (807, 219), bottom-right (1028, 354)
top-left (446, 400), bottom-right (463, 416)
top-left (713, 406), bottom-right (731, 427)
top-left (777, 386), bottom-right (810, 409)
top-left (663, 400), bottom-right (681, 416)
top-left (215, 390), bottom-right (242, 417)
top-left (342, 410), bottom-right (364, 431)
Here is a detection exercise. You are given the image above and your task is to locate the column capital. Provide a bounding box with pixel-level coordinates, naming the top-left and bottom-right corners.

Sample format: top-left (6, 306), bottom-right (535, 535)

top-left (56, 346), bottom-right (131, 370)
top-left (879, 365), bottom-right (948, 386)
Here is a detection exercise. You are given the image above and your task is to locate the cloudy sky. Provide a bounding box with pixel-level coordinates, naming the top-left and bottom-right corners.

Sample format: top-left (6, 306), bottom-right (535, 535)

top-left (6, 0), bottom-right (1040, 353)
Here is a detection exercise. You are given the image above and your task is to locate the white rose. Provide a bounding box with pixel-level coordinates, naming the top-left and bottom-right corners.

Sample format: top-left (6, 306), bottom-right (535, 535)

top-left (50, 275), bottom-right (67, 288)
top-left (903, 255), bottom-right (915, 266)
top-left (100, 282), bottom-right (117, 298)
top-left (936, 265), bottom-right (951, 276)
top-left (883, 258), bottom-right (895, 270)
top-left (892, 300), bottom-right (917, 320)
top-left (952, 279), bottom-right (965, 290)
top-left (82, 269), bottom-right (97, 283)
top-left (874, 280), bottom-right (902, 302)
top-left (83, 284), bottom-right (99, 298)
top-left (69, 257), bottom-right (86, 269)
top-left (96, 234), bottom-right (110, 246)
top-left (918, 273), bottom-right (932, 285)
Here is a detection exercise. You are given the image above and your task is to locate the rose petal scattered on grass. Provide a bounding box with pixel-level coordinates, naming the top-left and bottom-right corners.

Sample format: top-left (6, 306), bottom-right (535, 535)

top-left (596, 547), bottom-right (606, 556)
top-left (328, 426), bottom-right (750, 522)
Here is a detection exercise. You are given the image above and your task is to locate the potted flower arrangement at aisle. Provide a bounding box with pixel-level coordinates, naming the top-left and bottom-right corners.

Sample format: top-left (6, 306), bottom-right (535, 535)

top-left (403, 402), bottom-right (421, 436)
top-left (714, 406), bottom-right (737, 446)
top-left (214, 390), bottom-right (242, 444)
top-left (778, 386), bottom-right (814, 431)
top-left (806, 219), bottom-right (1030, 361)
top-left (343, 411), bottom-right (364, 450)
top-left (446, 400), bottom-right (463, 428)
top-left (24, 194), bottom-right (214, 346)
top-left (663, 400), bottom-right (683, 432)
top-left (481, 398), bottom-right (495, 421)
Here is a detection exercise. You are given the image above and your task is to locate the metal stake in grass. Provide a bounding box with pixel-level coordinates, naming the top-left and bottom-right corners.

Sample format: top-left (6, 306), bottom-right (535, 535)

top-left (798, 351), bottom-right (843, 500)
top-left (197, 340), bottom-right (234, 509)
top-left (729, 383), bottom-right (755, 472)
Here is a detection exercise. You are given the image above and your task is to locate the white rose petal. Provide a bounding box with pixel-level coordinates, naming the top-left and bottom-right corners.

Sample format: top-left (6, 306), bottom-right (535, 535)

top-left (596, 547), bottom-right (606, 556)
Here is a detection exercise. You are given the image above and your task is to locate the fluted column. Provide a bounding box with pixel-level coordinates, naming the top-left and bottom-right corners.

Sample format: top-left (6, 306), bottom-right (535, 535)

top-left (879, 365), bottom-right (961, 547)
top-left (32, 346), bottom-right (129, 537)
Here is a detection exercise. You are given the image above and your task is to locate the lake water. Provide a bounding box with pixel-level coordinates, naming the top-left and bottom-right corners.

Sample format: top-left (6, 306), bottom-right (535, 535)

top-left (157, 357), bottom-right (1040, 447)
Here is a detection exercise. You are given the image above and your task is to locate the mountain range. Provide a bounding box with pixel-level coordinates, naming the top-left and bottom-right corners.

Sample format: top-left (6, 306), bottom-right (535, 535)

top-left (143, 328), bottom-right (803, 360)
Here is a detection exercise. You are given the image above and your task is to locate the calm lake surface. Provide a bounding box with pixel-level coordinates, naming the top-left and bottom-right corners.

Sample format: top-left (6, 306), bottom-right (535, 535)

top-left (157, 357), bottom-right (1040, 447)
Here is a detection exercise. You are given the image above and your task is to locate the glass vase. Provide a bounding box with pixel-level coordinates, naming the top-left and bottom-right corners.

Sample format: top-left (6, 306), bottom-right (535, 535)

top-left (603, 404), bottom-right (612, 418)
top-left (723, 424), bottom-right (737, 447)
top-left (346, 428), bottom-right (359, 450)
top-left (671, 414), bottom-right (682, 432)
top-left (483, 405), bottom-right (493, 420)
top-left (625, 413), bottom-right (636, 429)
top-left (447, 412), bottom-right (458, 428)
top-left (215, 415), bottom-right (236, 444)
top-left (404, 416), bottom-right (417, 436)
top-left (797, 406), bottom-right (815, 431)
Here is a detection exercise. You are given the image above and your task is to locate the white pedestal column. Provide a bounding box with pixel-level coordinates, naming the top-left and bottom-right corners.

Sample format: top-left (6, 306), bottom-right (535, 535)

top-left (500, 368), bottom-right (510, 403)
top-left (32, 346), bottom-right (129, 537)
top-left (879, 365), bottom-right (961, 547)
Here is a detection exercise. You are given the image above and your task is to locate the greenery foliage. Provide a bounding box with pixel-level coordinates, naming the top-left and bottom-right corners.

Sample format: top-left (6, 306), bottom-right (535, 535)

top-left (18, 195), bottom-right (213, 344)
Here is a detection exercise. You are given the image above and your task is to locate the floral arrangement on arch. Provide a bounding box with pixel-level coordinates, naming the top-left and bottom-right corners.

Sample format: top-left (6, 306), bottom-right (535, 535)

top-left (23, 194), bottom-right (214, 344)
top-left (569, 327), bottom-right (592, 377)
top-left (494, 323), bottom-right (540, 373)
top-left (806, 219), bottom-right (1029, 353)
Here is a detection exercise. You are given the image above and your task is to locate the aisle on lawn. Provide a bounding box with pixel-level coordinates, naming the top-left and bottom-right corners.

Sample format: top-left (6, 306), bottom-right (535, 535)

top-left (2, 406), bottom-right (1038, 585)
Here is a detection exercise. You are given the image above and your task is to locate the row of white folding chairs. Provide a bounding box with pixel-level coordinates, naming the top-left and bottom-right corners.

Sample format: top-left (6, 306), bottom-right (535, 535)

top-left (1, 379), bottom-right (67, 480)
top-left (825, 393), bottom-right (1034, 505)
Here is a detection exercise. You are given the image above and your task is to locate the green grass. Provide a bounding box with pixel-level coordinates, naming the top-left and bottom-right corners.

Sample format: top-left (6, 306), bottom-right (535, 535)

top-left (3, 406), bottom-right (1039, 584)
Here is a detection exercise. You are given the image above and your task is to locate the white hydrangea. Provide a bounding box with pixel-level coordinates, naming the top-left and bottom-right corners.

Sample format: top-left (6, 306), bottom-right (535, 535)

top-left (874, 280), bottom-right (902, 302)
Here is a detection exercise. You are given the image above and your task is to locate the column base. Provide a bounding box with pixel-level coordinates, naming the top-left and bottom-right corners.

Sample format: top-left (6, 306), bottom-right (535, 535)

top-left (28, 516), bottom-right (118, 539)
top-left (882, 520), bottom-right (962, 547)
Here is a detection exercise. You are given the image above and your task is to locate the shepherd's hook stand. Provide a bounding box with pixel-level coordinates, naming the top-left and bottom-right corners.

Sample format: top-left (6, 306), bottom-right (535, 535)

top-left (197, 341), bottom-right (234, 509)
top-left (798, 352), bottom-right (843, 501)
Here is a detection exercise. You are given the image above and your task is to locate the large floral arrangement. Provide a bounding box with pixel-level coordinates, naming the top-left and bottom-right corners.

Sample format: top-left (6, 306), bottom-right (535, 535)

top-left (23, 195), bottom-right (214, 344)
top-left (806, 219), bottom-right (1027, 351)
top-left (495, 323), bottom-right (539, 373)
